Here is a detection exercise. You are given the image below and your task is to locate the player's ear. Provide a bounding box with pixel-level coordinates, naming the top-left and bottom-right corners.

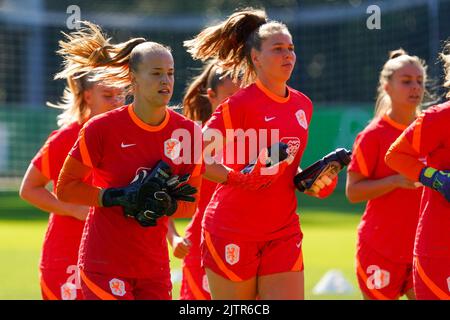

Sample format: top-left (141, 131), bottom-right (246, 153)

top-left (129, 71), bottom-right (137, 88)
top-left (83, 88), bottom-right (93, 106)
top-left (206, 88), bottom-right (216, 104)
top-left (251, 48), bottom-right (260, 69)
top-left (384, 82), bottom-right (391, 95)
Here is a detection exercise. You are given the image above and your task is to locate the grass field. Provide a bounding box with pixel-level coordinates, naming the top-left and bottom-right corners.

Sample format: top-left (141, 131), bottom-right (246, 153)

top-left (0, 190), bottom-right (365, 300)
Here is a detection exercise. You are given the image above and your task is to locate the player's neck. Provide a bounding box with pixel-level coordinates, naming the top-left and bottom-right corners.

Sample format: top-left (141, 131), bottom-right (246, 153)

top-left (256, 76), bottom-right (288, 98)
top-left (133, 98), bottom-right (167, 126)
top-left (387, 107), bottom-right (416, 126)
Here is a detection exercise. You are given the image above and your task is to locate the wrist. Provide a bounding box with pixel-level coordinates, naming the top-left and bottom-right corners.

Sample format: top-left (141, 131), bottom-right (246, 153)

top-left (419, 167), bottom-right (437, 188)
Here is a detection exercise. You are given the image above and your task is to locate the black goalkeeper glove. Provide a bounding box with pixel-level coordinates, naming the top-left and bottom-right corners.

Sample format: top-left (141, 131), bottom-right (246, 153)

top-left (294, 148), bottom-right (351, 192)
top-left (165, 173), bottom-right (198, 202)
top-left (101, 169), bottom-right (150, 215)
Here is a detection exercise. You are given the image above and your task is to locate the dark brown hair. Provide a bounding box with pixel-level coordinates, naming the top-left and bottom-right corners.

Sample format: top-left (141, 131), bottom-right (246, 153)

top-left (184, 8), bottom-right (290, 86)
top-left (183, 61), bottom-right (233, 122)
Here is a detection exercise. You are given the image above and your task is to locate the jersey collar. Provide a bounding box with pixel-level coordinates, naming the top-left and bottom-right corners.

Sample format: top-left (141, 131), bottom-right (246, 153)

top-left (127, 104), bottom-right (170, 132)
top-left (255, 79), bottom-right (290, 104)
top-left (382, 114), bottom-right (408, 131)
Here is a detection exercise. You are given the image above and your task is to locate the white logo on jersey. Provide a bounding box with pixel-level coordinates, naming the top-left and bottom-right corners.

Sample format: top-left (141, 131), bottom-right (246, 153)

top-left (264, 116), bottom-right (276, 122)
top-left (295, 109), bottom-right (308, 130)
top-left (60, 282), bottom-right (77, 300)
top-left (366, 265), bottom-right (390, 290)
top-left (280, 137), bottom-right (301, 157)
top-left (109, 278), bottom-right (126, 297)
top-left (225, 244), bottom-right (240, 265)
top-left (202, 274), bottom-right (210, 293)
top-left (121, 142), bottom-right (136, 148)
top-left (164, 138), bottom-right (181, 160)
top-left (296, 240), bottom-right (302, 248)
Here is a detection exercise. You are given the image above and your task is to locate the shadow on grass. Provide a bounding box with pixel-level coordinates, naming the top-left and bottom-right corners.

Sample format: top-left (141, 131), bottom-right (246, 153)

top-left (0, 189), bottom-right (365, 221)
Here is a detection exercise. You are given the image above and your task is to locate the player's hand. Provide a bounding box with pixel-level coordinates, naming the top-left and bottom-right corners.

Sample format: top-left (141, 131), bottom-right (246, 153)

top-left (135, 189), bottom-right (177, 227)
top-left (101, 169), bottom-right (149, 212)
top-left (172, 236), bottom-right (192, 259)
top-left (304, 172), bottom-right (336, 197)
top-left (227, 148), bottom-right (294, 191)
top-left (69, 204), bottom-right (90, 221)
top-left (419, 167), bottom-right (450, 202)
top-left (392, 174), bottom-right (422, 190)
top-left (166, 174), bottom-right (197, 202)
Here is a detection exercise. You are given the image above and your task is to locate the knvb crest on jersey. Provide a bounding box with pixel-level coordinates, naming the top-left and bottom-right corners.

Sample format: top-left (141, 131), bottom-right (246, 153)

top-left (109, 278), bottom-right (126, 297)
top-left (295, 109), bottom-right (308, 130)
top-left (366, 265), bottom-right (390, 290)
top-left (164, 138), bottom-right (181, 160)
top-left (60, 282), bottom-right (77, 300)
top-left (225, 244), bottom-right (240, 265)
top-left (281, 137), bottom-right (301, 158)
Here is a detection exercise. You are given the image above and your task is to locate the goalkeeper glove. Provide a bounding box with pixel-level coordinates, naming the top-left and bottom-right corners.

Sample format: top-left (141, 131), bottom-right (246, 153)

top-left (419, 167), bottom-right (450, 202)
top-left (227, 142), bottom-right (293, 191)
top-left (294, 148), bottom-right (351, 192)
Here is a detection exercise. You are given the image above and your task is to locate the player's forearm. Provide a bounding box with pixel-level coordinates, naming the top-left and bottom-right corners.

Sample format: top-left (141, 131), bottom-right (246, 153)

top-left (171, 176), bottom-right (202, 219)
top-left (166, 218), bottom-right (180, 245)
top-left (385, 138), bottom-right (424, 182)
top-left (56, 155), bottom-right (101, 206)
top-left (203, 162), bottom-right (230, 184)
top-left (346, 175), bottom-right (400, 203)
top-left (20, 183), bottom-right (80, 216)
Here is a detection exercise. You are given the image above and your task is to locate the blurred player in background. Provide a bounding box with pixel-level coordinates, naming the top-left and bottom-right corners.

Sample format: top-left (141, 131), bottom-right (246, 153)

top-left (166, 61), bottom-right (240, 300)
top-left (19, 22), bottom-right (123, 300)
top-left (385, 41), bottom-right (450, 300)
top-left (55, 28), bottom-right (202, 299)
top-left (184, 7), bottom-right (337, 300)
top-left (346, 49), bottom-right (427, 299)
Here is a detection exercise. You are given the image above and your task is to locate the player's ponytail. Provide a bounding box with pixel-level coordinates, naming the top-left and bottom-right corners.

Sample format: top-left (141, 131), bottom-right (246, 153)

top-left (184, 8), bottom-right (288, 86)
top-left (374, 48), bottom-right (429, 118)
top-left (183, 61), bottom-right (234, 123)
top-left (48, 21), bottom-right (115, 127)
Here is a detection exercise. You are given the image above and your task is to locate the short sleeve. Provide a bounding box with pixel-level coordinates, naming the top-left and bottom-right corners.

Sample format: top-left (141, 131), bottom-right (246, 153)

top-left (204, 98), bottom-right (243, 135)
top-left (69, 119), bottom-right (102, 169)
top-left (348, 129), bottom-right (379, 177)
top-left (31, 130), bottom-right (59, 180)
top-left (402, 106), bottom-right (448, 157)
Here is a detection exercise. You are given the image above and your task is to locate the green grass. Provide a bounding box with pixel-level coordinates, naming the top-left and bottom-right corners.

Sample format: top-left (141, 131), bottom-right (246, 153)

top-left (0, 190), bottom-right (364, 300)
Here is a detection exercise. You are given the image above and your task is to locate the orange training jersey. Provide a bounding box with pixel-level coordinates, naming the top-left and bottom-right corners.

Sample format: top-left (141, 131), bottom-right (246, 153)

top-left (400, 102), bottom-right (450, 258)
top-left (348, 115), bottom-right (422, 263)
top-left (31, 121), bottom-right (86, 270)
top-left (203, 79), bottom-right (313, 241)
top-left (69, 105), bottom-right (203, 278)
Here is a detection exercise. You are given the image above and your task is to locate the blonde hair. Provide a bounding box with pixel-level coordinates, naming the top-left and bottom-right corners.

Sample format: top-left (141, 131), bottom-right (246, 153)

top-left (374, 48), bottom-right (428, 117)
top-left (441, 41), bottom-right (450, 98)
top-left (48, 21), bottom-right (114, 127)
top-left (184, 8), bottom-right (290, 87)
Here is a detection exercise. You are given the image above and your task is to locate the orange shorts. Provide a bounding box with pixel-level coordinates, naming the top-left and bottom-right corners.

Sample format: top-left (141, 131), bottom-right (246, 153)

top-left (40, 267), bottom-right (83, 300)
top-left (413, 255), bottom-right (450, 300)
top-left (356, 240), bottom-right (413, 300)
top-left (180, 261), bottom-right (211, 300)
top-left (79, 269), bottom-right (172, 300)
top-left (201, 230), bottom-right (304, 282)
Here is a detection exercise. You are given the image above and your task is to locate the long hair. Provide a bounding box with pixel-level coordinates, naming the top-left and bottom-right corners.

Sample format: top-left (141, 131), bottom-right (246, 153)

top-left (184, 8), bottom-right (289, 87)
top-left (183, 61), bottom-right (233, 123)
top-left (48, 21), bottom-right (126, 126)
top-left (374, 48), bottom-right (428, 118)
top-left (441, 40), bottom-right (450, 99)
